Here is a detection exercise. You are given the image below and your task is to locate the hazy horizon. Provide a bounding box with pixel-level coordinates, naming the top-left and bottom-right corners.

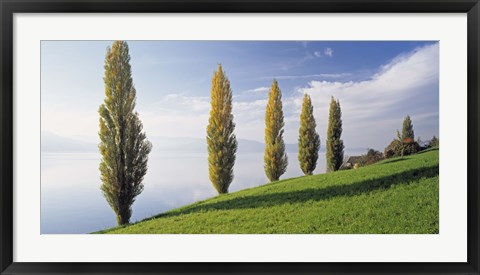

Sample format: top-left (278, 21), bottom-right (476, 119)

top-left (41, 130), bottom-right (373, 154)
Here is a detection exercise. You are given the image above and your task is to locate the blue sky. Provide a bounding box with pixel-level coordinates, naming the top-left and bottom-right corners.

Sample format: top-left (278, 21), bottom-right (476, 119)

top-left (41, 40), bottom-right (439, 150)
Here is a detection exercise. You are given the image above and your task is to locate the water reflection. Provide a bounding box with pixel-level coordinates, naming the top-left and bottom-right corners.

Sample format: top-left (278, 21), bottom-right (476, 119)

top-left (41, 149), bottom-right (362, 234)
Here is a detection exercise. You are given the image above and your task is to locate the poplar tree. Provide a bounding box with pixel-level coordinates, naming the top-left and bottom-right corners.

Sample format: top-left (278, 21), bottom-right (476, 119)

top-left (264, 79), bottom-right (288, 182)
top-left (326, 96), bottom-right (344, 172)
top-left (399, 115), bottom-right (417, 156)
top-left (298, 93), bottom-right (320, 175)
top-left (207, 64), bottom-right (237, 194)
top-left (402, 115), bottom-right (414, 140)
top-left (98, 41), bottom-right (152, 225)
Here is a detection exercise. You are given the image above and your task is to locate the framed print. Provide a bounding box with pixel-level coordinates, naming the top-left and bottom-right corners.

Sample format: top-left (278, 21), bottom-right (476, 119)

top-left (1, 0), bottom-right (479, 274)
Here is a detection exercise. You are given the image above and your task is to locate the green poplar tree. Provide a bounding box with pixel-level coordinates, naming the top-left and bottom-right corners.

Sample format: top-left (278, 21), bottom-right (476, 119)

top-left (298, 93), bottom-right (320, 175)
top-left (402, 115), bottom-right (414, 140)
top-left (207, 64), bottom-right (237, 194)
top-left (98, 41), bottom-right (152, 225)
top-left (264, 79), bottom-right (288, 182)
top-left (326, 96), bottom-right (344, 172)
top-left (399, 115), bottom-right (417, 156)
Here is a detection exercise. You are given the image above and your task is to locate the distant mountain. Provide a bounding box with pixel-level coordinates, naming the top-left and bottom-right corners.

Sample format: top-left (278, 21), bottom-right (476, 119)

top-left (41, 132), bottom-right (97, 152)
top-left (44, 132), bottom-right (363, 154)
top-left (149, 136), bottom-right (366, 154)
top-left (238, 139), bottom-right (298, 153)
top-left (148, 136), bottom-right (206, 152)
top-left (238, 139), bottom-right (265, 152)
top-left (149, 136), bottom-right (299, 153)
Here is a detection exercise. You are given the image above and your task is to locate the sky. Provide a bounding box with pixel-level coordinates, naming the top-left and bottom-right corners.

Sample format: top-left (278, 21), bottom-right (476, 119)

top-left (41, 40), bottom-right (439, 151)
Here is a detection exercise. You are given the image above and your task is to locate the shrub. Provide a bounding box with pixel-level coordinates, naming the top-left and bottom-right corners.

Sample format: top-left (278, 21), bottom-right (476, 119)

top-left (384, 139), bottom-right (419, 158)
top-left (358, 149), bottom-right (384, 167)
top-left (384, 139), bottom-right (402, 158)
top-left (429, 136), bottom-right (439, 148)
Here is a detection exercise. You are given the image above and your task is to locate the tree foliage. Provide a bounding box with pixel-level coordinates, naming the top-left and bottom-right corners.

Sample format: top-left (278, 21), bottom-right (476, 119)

top-left (400, 116), bottom-right (418, 156)
top-left (298, 93), bottom-right (320, 175)
top-left (358, 148), bottom-right (384, 167)
top-left (326, 97), bottom-right (344, 172)
top-left (430, 136), bottom-right (439, 148)
top-left (264, 79), bottom-right (288, 182)
top-left (384, 139), bottom-right (403, 158)
top-left (207, 64), bottom-right (238, 194)
top-left (384, 116), bottom-right (419, 158)
top-left (98, 41), bottom-right (152, 225)
top-left (402, 115), bottom-right (414, 140)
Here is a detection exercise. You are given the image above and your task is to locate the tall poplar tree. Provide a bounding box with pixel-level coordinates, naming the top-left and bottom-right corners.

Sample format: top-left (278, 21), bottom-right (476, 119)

top-left (98, 41), bottom-right (152, 225)
top-left (298, 93), bottom-right (320, 175)
top-left (264, 79), bottom-right (288, 182)
top-left (207, 64), bottom-right (237, 194)
top-left (326, 96), bottom-right (344, 172)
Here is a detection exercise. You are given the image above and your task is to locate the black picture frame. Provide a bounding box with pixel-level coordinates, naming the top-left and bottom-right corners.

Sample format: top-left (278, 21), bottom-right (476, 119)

top-left (1, 0), bottom-right (479, 274)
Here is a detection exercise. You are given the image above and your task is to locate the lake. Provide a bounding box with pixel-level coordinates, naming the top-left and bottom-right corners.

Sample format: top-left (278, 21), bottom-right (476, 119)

top-left (41, 149), bottom-right (364, 234)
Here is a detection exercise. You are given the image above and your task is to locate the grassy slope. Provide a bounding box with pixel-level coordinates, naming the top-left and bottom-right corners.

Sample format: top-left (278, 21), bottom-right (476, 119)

top-left (98, 148), bottom-right (439, 234)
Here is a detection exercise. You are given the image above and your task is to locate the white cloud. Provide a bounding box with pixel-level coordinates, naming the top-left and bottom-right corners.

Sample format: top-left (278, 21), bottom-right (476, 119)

top-left (156, 94), bottom-right (210, 113)
top-left (314, 48), bottom-right (333, 58)
top-left (295, 43), bottom-right (439, 148)
top-left (233, 99), bottom-right (268, 126)
top-left (261, 73), bottom-right (350, 81)
top-left (324, 48), bottom-right (334, 57)
top-left (319, 73), bottom-right (349, 78)
top-left (157, 41), bottom-right (439, 146)
top-left (243, 86), bottom-right (270, 93)
top-left (235, 99), bottom-right (268, 110)
top-left (133, 93), bottom-right (212, 139)
top-left (278, 51), bottom-right (315, 72)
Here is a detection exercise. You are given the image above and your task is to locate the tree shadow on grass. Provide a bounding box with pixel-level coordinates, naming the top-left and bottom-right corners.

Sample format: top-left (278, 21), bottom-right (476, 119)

top-left (380, 148), bottom-right (438, 164)
top-left (151, 165), bottom-right (439, 220)
top-left (416, 147), bottom-right (439, 155)
top-left (380, 158), bottom-right (408, 165)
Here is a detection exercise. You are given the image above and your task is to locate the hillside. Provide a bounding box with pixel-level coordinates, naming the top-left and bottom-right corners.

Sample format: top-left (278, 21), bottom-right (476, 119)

top-left (97, 148), bottom-right (439, 234)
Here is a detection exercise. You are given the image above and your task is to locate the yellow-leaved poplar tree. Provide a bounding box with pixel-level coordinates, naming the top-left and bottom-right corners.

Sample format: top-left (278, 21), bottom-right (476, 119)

top-left (264, 79), bottom-right (288, 182)
top-left (206, 64), bottom-right (238, 194)
top-left (98, 41), bottom-right (152, 225)
top-left (298, 93), bottom-right (320, 175)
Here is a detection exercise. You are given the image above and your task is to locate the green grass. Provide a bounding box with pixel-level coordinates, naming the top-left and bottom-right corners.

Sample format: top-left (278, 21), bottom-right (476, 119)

top-left (97, 148), bottom-right (439, 234)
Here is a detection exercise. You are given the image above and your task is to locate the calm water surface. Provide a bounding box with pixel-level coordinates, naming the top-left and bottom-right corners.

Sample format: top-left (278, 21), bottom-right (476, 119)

top-left (41, 149), bottom-right (363, 234)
